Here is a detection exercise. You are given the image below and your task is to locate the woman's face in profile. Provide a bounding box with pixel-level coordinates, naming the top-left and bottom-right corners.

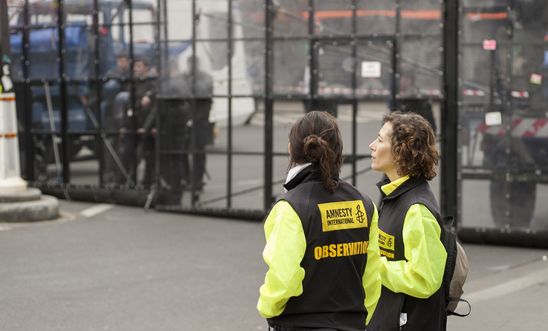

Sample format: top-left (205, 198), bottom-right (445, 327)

top-left (369, 122), bottom-right (396, 176)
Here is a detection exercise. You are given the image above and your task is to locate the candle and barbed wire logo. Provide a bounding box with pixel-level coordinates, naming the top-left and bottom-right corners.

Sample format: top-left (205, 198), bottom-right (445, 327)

top-left (355, 204), bottom-right (365, 223)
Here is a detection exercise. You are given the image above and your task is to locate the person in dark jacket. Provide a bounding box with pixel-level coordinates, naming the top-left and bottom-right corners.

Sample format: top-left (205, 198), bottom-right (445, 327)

top-left (102, 51), bottom-right (131, 184)
top-left (182, 56), bottom-right (213, 199)
top-left (160, 56), bottom-right (213, 203)
top-left (133, 57), bottom-right (156, 187)
top-left (367, 111), bottom-right (447, 331)
top-left (257, 111), bottom-right (381, 331)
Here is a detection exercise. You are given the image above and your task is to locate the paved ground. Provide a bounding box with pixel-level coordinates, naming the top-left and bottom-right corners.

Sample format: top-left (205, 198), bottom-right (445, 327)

top-left (1, 200), bottom-right (547, 331)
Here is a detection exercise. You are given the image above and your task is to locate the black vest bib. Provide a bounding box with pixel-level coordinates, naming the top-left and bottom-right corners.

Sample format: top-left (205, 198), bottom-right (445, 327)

top-left (268, 167), bottom-right (375, 331)
top-left (368, 177), bottom-right (446, 331)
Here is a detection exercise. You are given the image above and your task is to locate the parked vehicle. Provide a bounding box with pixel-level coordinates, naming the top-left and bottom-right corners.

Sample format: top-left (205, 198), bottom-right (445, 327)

top-left (8, 0), bottom-right (158, 180)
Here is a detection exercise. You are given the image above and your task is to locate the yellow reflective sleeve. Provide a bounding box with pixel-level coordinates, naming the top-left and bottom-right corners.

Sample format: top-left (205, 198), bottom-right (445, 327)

top-left (257, 200), bottom-right (306, 318)
top-left (379, 204), bottom-right (447, 299)
top-left (363, 204), bottom-right (381, 325)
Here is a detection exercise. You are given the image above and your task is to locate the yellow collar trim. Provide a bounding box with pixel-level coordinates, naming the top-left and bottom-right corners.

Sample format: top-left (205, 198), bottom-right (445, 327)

top-left (381, 175), bottom-right (410, 196)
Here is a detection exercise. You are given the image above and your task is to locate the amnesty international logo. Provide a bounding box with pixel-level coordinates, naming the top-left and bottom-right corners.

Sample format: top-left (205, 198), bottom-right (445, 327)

top-left (378, 229), bottom-right (395, 251)
top-left (318, 200), bottom-right (368, 232)
top-left (378, 229), bottom-right (395, 259)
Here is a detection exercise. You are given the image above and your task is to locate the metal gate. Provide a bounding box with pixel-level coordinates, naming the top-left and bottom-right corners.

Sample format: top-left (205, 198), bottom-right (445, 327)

top-left (6, 0), bottom-right (548, 246)
top-left (5, 0), bottom-right (446, 220)
top-left (456, 0), bottom-right (548, 247)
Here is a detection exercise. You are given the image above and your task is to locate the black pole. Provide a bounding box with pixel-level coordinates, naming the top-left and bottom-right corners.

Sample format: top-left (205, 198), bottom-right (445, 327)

top-left (502, 4), bottom-right (514, 222)
top-left (92, 0), bottom-right (104, 185)
top-left (441, 0), bottom-right (459, 223)
top-left (190, 0), bottom-right (198, 205)
top-left (22, 0), bottom-right (33, 180)
top-left (154, 0), bottom-right (163, 195)
top-left (263, 0), bottom-right (274, 209)
top-left (162, 0), bottom-right (168, 63)
top-left (127, 0), bottom-right (137, 185)
top-left (307, 0), bottom-right (316, 108)
top-left (0, 0), bottom-right (9, 64)
top-left (57, 0), bottom-right (70, 184)
top-left (350, 0), bottom-right (357, 185)
top-left (391, 0), bottom-right (401, 108)
top-left (153, 0), bottom-right (162, 77)
top-left (227, 0), bottom-right (234, 208)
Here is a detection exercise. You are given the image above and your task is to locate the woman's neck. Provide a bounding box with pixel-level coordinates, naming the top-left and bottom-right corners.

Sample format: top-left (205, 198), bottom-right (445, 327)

top-left (386, 170), bottom-right (402, 182)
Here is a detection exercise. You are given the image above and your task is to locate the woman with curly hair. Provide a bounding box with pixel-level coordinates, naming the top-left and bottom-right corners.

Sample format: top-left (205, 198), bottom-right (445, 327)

top-left (367, 111), bottom-right (447, 331)
top-left (257, 111), bottom-right (381, 331)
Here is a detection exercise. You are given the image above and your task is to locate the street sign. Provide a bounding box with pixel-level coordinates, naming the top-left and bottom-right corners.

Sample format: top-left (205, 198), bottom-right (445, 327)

top-left (361, 61), bottom-right (381, 78)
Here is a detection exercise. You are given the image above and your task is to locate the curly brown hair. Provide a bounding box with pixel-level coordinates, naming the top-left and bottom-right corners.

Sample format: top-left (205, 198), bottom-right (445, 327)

top-left (383, 111), bottom-right (439, 180)
top-left (289, 111), bottom-right (343, 192)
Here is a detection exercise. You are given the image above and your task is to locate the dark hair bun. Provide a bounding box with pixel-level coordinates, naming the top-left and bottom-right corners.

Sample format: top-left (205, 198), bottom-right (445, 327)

top-left (288, 111), bottom-right (343, 193)
top-left (303, 134), bottom-right (328, 163)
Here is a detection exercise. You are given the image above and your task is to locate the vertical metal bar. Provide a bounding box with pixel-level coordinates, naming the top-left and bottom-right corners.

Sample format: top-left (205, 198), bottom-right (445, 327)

top-left (22, 0), bottom-right (33, 180)
top-left (162, 0), bottom-right (168, 61)
top-left (505, 3), bottom-right (514, 107)
top-left (350, 0), bottom-right (357, 186)
top-left (191, 0), bottom-right (196, 86)
top-left (502, 3), bottom-right (514, 220)
top-left (307, 0), bottom-right (316, 106)
top-left (441, 0), bottom-right (459, 223)
top-left (157, 0), bottom-right (167, 82)
top-left (57, 0), bottom-right (70, 183)
top-left (128, 0), bottom-right (135, 81)
top-left (392, 0), bottom-right (401, 107)
top-left (190, 0), bottom-right (198, 205)
top-left (153, 0), bottom-right (163, 193)
top-left (190, 0), bottom-right (196, 104)
top-left (263, 0), bottom-right (274, 209)
top-left (154, 0), bottom-right (162, 77)
top-left (92, 0), bottom-right (104, 185)
top-left (127, 0), bottom-right (137, 185)
top-left (0, 0), bottom-right (9, 59)
top-left (227, 0), bottom-right (233, 208)
top-left (488, 50), bottom-right (496, 113)
top-left (390, 38), bottom-right (397, 109)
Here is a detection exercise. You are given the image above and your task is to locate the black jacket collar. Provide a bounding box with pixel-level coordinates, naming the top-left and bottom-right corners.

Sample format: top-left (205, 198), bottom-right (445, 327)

top-left (283, 166), bottom-right (321, 191)
top-left (283, 166), bottom-right (340, 192)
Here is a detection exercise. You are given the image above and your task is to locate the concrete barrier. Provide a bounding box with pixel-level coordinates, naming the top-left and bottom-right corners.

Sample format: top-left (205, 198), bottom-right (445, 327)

top-left (0, 92), bottom-right (60, 222)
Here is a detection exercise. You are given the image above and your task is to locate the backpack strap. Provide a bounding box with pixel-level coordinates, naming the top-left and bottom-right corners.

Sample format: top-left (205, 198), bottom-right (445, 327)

top-left (441, 216), bottom-right (458, 308)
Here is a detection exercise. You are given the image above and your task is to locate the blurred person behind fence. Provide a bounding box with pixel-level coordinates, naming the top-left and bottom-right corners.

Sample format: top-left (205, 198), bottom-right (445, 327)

top-left (133, 57), bottom-right (157, 187)
top-left (257, 111), bottom-right (381, 331)
top-left (367, 111), bottom-right (447, 331)
top-left (182, 56), bottom-right (213, 199)
top-left (102, 50), bottom-right (131, 184)
top-left (157, 59), bottom-right (193, 205)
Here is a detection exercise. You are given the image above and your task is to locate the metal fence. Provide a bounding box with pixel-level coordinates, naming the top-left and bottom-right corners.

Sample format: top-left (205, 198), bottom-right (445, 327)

top-left (5, 0), bottom-right (548, 247)
top-left (457, 0), bottom-right (548, 247)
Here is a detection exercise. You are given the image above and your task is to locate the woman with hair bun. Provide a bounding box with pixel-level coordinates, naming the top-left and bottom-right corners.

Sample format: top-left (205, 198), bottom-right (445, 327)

top-left (367, 111), bottom-right (447, 331)
top-left (257, 111), bottom-right (381, 331)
